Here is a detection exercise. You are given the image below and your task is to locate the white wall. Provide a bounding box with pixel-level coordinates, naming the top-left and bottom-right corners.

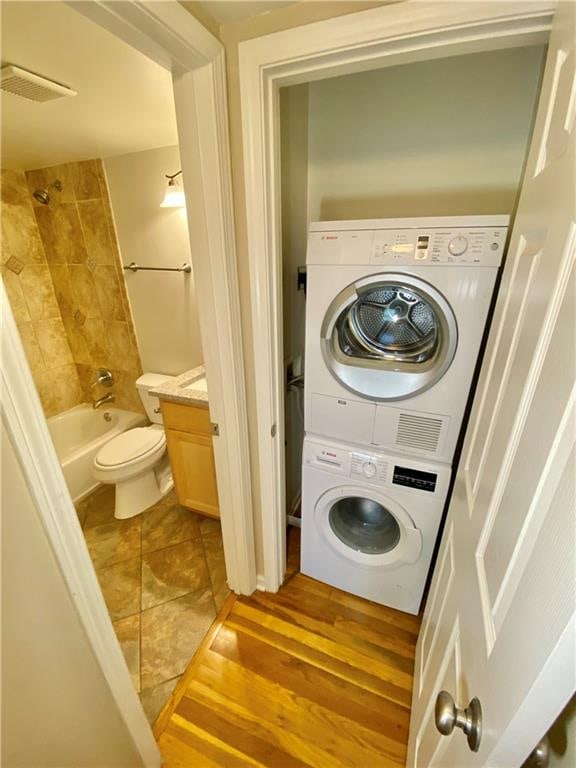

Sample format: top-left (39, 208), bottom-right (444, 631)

top-left (280, 84), bottom-right (309, 513)
top-left (307, 45), bottom-right (546, 220)
top-left (104, 146), bottom-right (203, 376)
top-left (1, 420), bottom-right (143, 768)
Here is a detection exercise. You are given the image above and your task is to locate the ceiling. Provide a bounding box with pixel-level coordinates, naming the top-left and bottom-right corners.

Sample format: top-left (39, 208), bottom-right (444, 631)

top-left (195, 1), bottom-right (296, 26)
top-left (1, 2), bottom-right (178, 171)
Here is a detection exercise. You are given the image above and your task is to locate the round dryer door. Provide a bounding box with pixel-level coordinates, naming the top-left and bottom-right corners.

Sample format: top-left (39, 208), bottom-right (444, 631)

top-left (321, 273), bottom-right (458, 400)
top-left (316, 486), bottom-right (422, 568)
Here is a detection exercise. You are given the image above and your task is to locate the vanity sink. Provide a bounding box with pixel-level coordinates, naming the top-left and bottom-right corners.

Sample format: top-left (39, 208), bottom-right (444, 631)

top-left (184, 376), bottom-right (208, 392)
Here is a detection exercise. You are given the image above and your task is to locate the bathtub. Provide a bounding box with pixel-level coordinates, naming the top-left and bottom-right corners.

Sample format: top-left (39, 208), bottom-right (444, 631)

top-left (48, 404), bottom-right (146, 503)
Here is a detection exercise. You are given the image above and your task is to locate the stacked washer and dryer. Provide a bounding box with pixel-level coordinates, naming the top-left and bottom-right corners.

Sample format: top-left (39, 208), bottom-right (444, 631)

top-left (300, 216), bottom-right (508, 614)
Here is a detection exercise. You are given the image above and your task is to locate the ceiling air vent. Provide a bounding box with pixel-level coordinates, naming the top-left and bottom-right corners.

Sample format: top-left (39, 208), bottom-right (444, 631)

top-left (396, 413), bottom-right (444, 454)
top-left (1, 65), bottom-right (77, 102)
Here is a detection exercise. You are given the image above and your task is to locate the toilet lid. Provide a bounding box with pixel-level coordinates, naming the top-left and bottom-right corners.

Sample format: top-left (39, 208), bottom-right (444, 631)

top-left (97, 427), bottom-right (165, 467)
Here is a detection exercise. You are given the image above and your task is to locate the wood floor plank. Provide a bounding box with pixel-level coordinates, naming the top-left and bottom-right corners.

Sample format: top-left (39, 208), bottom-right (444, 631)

top-left (280, 579), bottom-right (421, 642)
top-left (216, 614), bottom-right (413, 710)
top-left (191, 649), bottom-right (408, 766)
top-left (156, 572), bottom-right (419, 767)
top-left (174, 697), bottom-right (312, 768)
top-left (159, 727), bottom-right (233, 768)
top-left (249, 587), bottom-right (418, 661)
top-left (231, 600), bottom-right (415, 690)
top-left (287, 574), bottom-right (422, 634)
top-left (161, 717), bottom-right (266, 768)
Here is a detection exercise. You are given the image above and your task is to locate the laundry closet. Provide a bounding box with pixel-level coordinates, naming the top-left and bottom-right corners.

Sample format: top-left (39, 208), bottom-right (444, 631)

top-left (279, 44), bottom-right (546, 610)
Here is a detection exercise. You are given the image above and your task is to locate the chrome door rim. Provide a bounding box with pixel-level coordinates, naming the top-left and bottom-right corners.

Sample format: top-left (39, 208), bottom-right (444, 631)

top-left (314, 485), bottom-right (422, 568)
top-left (320, 273), bottom-right (458, 401)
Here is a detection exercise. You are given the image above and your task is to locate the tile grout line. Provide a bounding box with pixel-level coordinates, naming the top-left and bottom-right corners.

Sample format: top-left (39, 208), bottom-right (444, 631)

top-left (79, 486), bottom-right (226, 709)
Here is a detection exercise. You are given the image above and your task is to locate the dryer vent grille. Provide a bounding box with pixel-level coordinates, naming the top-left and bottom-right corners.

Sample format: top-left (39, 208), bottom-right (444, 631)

top-left (396, 413), bottom-right (444, 453)
top-left (1, 65), bottom-right (77, 102)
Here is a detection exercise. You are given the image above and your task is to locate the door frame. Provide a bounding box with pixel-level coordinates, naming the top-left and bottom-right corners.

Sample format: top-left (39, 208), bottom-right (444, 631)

top-left (3, 2), bottom-right (254, 765)
top-left (238, 0), bottom-right (554, 592)
top-left (68, 0), bottom-right (256, 597)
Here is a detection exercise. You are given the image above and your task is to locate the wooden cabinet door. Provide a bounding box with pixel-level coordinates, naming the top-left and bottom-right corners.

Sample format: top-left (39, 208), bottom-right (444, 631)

top-left (165, 429), bottom-right (220, 518)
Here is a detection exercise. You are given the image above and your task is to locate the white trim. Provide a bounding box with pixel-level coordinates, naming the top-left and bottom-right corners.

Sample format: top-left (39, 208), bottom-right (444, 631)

top-left (172, 55), bottom-right (256, 594)
top-left (1, 286), bottom-right (161, 767)
top-left (238, 0), bottom-right (554, 591)
top-left (67, 0), bottom-right (220, 72)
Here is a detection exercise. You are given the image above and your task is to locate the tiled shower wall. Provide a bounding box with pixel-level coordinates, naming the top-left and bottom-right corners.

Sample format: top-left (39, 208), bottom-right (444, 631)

top-left (1, 160), bottom-right (144, 418)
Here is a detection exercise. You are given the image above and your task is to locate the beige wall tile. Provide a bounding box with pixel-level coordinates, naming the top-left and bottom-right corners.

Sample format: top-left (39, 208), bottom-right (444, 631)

top-left (68, 264), bottom-right (99, 317)
top-left (62, 313), bottom-right (92, 365)
top-left (25, 164), bottom-right (75, 207)
top-left (93, 265), bottom-right (125, 321)
top-left (78, 199), bottom-right (115, 264)
top-left (34, 375), bottom-right (58, 418)
top-left (2, 269), bottom-right (30, 325)
top-left (71, 160), bottom-right (104, 201)
top-left (35, 317), bottom-right (74, 368)
top-left (1, 171), bottom-right (45, 265)
top-left (2, 168), bottom-right (31, 207)
top-left (76, 363), bottom-right (95, 402)
top-left (82, 317), bottom-right (108, 365)
top-left (51, 363), bottom-right (84, 412)
top-left (19, 265), bottom-right (60, 320)
top-left (48, 263), bottom-right (75, 315)
top-left (110, 369), bottom-right (145, 414)
top-left (17, 322), bottom-right (45, 376)
top-left (106, 321), bottom-right (140, 371)
top-left (3, 159), bottom-right (142, 418)
top-left (34, 204), bottom-right (88, 264)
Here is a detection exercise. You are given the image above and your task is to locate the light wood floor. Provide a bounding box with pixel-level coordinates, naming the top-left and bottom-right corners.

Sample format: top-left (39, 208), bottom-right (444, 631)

top-left (155, 534), bottom-right (420, 767)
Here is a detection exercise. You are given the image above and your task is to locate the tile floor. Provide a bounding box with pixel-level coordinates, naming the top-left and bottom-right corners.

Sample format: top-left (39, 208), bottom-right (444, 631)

top-left (75, 485), bottom-right (229, 724)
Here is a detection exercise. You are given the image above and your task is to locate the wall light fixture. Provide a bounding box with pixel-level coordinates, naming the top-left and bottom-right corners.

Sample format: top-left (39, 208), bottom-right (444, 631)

top-left (161, 170), bottom-right (185, 208)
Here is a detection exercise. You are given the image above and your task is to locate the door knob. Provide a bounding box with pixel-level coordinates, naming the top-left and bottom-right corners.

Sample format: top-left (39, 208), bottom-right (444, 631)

top-left (435, 690), bottom-right (482, 752)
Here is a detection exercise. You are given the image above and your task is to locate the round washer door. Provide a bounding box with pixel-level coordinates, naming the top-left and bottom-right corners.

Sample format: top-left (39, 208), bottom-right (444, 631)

top-left (321, 273), bottom-right (458, 401)
top-left (315, 486), bottom-right (422, 568)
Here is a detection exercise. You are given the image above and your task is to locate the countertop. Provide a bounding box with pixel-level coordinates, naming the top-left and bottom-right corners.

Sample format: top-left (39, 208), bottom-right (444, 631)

top-left (150, 365), bottom-right (209, 408)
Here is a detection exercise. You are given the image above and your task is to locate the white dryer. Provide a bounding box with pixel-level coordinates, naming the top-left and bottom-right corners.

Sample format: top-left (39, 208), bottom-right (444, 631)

top-left (304, 216), bottom-right (508, 463)
top-left (301, 436), bottom-right (451, 614)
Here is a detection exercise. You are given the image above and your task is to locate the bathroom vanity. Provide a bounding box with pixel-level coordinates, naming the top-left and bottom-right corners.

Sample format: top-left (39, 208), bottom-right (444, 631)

top-left (151, 367), bottom-right (219, 519)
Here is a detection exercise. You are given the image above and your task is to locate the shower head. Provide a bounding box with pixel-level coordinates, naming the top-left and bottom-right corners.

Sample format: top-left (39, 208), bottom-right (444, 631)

top-left (32, 179), bottom-right (63, 205)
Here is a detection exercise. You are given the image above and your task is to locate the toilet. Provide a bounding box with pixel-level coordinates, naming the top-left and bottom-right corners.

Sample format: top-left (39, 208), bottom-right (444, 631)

top-left (93, 373), bottom-right (175, 519)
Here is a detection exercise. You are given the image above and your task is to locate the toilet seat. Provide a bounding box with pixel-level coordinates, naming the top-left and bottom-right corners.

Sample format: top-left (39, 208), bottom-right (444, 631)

top-left (95, 426), bottom-right (166, 471)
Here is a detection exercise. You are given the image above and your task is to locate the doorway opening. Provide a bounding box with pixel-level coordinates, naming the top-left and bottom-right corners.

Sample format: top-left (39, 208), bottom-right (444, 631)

top-left (279, 42), bottom-right (546, 589)
top-left (1, 0), bottom-right (227, 725)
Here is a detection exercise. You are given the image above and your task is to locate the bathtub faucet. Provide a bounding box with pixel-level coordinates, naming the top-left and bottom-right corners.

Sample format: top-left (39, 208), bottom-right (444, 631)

top-left (93, 393), bottom-right (115, 409)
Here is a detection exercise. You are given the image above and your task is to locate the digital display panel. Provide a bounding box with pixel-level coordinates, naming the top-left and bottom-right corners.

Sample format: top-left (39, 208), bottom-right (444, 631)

top-left (393, 465), bottom-right (437, 492)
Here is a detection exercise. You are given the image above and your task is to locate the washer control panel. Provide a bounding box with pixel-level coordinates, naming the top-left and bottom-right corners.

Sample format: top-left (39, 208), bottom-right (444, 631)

top-left (351, 452), bottom-right (388, 483)
top-left (304, 438), bottom-right (449, 495)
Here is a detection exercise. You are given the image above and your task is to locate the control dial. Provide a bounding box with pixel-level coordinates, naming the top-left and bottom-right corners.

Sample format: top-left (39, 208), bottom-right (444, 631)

top-left (363, 461), bottom-right (377, 478)
top-left (448, 236), bottom-right (469, 256)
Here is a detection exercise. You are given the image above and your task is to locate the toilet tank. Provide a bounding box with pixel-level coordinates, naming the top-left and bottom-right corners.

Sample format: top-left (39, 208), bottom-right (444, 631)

top-left (135, 373), bottom-right (176, 425)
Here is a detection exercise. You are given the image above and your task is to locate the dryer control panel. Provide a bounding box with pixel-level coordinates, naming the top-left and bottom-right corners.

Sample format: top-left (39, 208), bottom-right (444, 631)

top-left (371, 226), bottom-right (507, 267)
top-left (307, 216), bottom-right (509, 267)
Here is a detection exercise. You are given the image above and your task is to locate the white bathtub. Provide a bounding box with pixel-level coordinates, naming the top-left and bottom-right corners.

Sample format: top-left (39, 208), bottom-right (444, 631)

top-left (48, 404), bottom-right (146, 503)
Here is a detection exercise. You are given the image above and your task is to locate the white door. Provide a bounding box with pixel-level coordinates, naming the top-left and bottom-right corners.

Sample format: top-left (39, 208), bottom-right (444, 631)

top-left (407, 4), bottom-right (576, 767)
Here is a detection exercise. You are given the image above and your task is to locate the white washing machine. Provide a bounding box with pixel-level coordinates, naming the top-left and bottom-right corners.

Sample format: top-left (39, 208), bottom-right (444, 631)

top-left (301, 436), bottom-right (451, 614)
top-left (304, 216), bottom-right (508, 463)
